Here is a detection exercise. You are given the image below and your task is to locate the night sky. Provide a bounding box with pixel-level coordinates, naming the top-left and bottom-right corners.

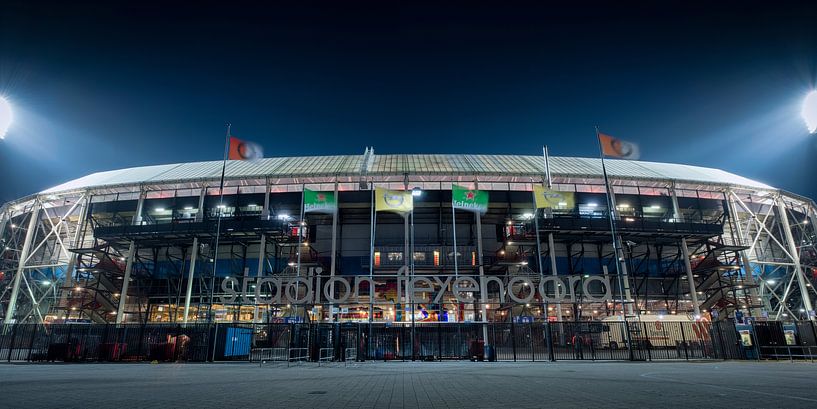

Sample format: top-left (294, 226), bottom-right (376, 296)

top-left (1, 0), bottom-right (815, 202)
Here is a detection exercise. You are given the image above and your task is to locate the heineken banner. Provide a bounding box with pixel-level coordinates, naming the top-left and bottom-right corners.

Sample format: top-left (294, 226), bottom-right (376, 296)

top-left (303, 189), bottom-right (337, 214)
top-left (375, 187), bottom-right (413, 214)
top-left (533, 185), bottom-right (574, 209)
top-left (452, 184), bottom-right (488, 214)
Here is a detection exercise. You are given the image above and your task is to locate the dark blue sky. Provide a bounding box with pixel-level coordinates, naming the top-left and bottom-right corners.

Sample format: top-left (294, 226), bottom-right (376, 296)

top-left (1, 0), bottom-right (816, 202)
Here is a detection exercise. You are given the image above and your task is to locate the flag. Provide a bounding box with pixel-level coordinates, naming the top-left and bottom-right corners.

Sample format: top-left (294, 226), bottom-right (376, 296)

top-left (452, 185), bottom-right (489, 214)
top-left (533, 185), bottom-right (575, 209)
top-left (375, 188), bottom-right (413, 214)
top-left (228, 136), bottom-right (263, 160)
top-left (303, 189), bottom-right (337, 214)
top-left (598, 133), bottom-right (640, 160)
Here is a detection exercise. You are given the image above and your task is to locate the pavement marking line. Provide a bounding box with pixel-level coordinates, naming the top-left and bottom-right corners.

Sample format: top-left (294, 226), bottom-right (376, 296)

top-left (639, 371), bottom-right (817, 403)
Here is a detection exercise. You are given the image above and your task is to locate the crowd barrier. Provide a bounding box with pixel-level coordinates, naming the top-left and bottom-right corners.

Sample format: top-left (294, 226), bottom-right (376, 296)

top-left (2, 319), bottom-right (813, 363)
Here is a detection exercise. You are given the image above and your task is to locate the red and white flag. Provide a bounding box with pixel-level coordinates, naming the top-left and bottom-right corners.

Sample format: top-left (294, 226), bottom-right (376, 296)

top-left (228, 136), bottom-right (263, 160)
top-left (598, 133), bottom-right (640, 160)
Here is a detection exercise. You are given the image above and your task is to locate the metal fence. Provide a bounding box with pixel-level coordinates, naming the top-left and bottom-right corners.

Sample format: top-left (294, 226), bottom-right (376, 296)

top-left (1, 319), bottom-right (762, 363)
top-left (0, 323), bottom-right (212, 362)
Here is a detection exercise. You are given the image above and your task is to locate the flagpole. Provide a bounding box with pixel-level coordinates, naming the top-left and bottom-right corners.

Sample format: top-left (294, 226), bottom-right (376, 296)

top-left (296, 183), bottom-right (305, 322)
top-left (207, 123), bottom-right (231, 322)
top-left (330, 180), bottom-right (339, 324)
top-left (452, 200), bottom-right (458, 279)
top-left (369, 184), bottom-right (375, 328)
top-left (596, 127), bottom-right (634, 360)
top-left (542, 146), bottom-right (561, 357)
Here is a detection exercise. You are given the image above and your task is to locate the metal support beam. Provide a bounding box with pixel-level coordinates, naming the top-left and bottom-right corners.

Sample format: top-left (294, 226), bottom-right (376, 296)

top-left (63, 194), bottom-right (90, 290)
top-left (115, 241), bottom-right (136, 324)
top-left (182, 237), bottom-right (199, 325)
top-left (776, 197), bottom-right (815, 320)
top-left (262, 180), bottom-right (271, 220)
top-left (133, 190), bottom-right (146, 225)
top-left (3, 201), bottom-right (41, 324)
top-left (680, 239), bottom-right (701, 317)
top-left (547, 233), bottom-right (563, 320)
top-left (195, 188), bottom-right (206, 222)
top-left (725, 191), bottom-right (765, 317)
top-left (670, 187), bottom-right (700, 317)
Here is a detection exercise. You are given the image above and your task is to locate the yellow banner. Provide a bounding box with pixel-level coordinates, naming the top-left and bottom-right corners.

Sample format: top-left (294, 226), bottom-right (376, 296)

top-left (533, 185), bottom-right (575, 209)
top-left (375, 188), bottom-right (413, 214)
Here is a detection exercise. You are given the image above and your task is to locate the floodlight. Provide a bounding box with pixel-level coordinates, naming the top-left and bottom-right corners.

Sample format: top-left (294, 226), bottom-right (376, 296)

top-left (803, 90), bottom-right (817, 134)
top-left (0, 96), bottom-right (12, 139)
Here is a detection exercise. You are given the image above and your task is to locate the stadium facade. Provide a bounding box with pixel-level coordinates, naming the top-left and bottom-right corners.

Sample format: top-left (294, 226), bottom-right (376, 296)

top-left (1, 151), bottom-right (815, 334)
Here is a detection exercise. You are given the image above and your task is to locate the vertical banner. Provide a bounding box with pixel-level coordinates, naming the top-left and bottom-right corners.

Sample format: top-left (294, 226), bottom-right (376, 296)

top-left (375, 188), bottom-right (413, 214)
top-left (303, 189), bottom-right (337, 214)
top-left (452, 184), bottom-right (489, 214)
top-left (533, 185), bottom-right (574, 209)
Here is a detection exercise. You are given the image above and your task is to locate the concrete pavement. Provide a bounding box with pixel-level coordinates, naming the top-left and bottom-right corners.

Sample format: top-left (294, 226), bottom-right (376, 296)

top-left (1, 361), bottom-right (815, 408)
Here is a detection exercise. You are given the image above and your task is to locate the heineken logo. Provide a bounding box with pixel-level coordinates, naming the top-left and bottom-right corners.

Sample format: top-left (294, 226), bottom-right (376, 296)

top-left (304, 189), bottom-right (336, 213)
top-left (452, 185), bottom-right (488, 214)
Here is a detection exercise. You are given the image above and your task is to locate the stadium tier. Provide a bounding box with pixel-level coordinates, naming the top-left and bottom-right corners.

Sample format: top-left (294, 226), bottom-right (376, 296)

top-left (1, 152), bottom-right (815, 327)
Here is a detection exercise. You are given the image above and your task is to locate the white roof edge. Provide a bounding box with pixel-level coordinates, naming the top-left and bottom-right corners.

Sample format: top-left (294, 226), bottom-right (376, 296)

top-left (33, 154), bottom-right (778, 197)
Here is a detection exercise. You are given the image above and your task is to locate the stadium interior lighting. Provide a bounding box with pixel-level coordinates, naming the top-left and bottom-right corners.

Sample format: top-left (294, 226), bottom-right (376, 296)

top-left (41, 280), bottom-right (51, 286)
top-left (0, 96), bottom-right (12, 139)
top-left (803, 90), bottom-right (817, 134)
top-left (587, 202), bottom-right (598, 207)
top-left (411, 187), bottom-right (423, 196)
top-left (154, 207), bottom-right (165, 212)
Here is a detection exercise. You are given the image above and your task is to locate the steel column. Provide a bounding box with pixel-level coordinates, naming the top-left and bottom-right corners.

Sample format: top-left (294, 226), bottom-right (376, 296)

top-left (776, 197), bottom-right (815, 320)
top-left (547, 233), bottom-right (563, 320)
top-left (3, 202), bottom-right (41, 324)
top-left (725, 191), bottom-right (765, 316)
top-left (62, 194), bottom-right (90, 290)
top-left (195, 188), bottom-right (206, 222)
top-left (670, 188), bottom-right (700, 317)
top-left (680, 239), bottom-right (701, 317)
top-left (115, 241), bottom-right (136, 324)
top-left (182, 237), bottom-right (199, 325)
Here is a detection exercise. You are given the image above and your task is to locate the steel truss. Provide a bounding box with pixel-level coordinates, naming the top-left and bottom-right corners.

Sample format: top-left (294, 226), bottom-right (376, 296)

top-left (2, 175), bottom-right (816, 324)
top-left (726, 191), bottom-right (816, 320)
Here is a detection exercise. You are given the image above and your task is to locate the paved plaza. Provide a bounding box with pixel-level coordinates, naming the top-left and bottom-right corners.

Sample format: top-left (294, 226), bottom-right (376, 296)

top-left (0, 361), bottom-right (815, 408)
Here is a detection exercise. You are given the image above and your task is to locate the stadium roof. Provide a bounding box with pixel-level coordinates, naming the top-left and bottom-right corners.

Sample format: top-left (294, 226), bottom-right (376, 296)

top-left (38, 154), bottom-right (776, 195)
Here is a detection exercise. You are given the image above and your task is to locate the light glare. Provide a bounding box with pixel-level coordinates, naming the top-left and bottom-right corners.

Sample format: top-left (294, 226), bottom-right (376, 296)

top-left (803, 90), bottom-right (817, 134)
top-left (0, 96), bottom-right (12, 139)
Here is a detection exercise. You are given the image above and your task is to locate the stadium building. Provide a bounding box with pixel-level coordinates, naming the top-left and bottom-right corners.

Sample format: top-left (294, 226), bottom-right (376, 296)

top-left (1, 151), bottom-right (815, 362)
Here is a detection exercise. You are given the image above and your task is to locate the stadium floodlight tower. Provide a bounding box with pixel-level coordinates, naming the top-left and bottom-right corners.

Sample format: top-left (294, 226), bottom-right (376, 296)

top-left (0, 96), bottom-right (12, 139)
top-left (804, 90), bottom-right (817, 134)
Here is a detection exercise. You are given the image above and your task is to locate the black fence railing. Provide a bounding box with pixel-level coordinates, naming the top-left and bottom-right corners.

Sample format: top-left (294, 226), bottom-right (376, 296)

top-left (1, 320), bottom-right (760, 363)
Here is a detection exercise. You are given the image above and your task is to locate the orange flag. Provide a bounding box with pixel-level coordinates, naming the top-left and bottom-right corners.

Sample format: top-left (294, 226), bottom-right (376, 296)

top-left (228, 136), bottom-right (263, 160)
top-left (598, 133), bottom-right (640, 160)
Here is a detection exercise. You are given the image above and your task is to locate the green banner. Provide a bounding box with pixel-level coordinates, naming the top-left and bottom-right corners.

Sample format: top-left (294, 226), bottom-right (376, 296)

top-left (452, 185), bottom-right (488, 214)
top-left (303, 189), bottom-right (337, 214)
